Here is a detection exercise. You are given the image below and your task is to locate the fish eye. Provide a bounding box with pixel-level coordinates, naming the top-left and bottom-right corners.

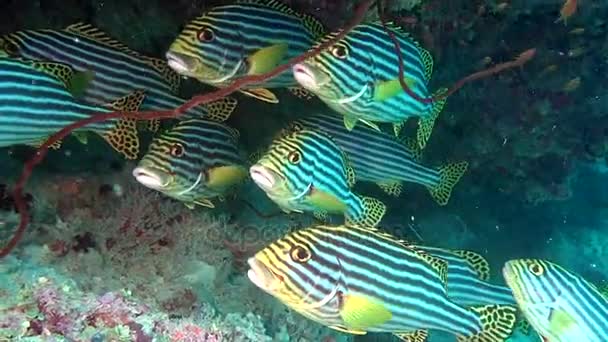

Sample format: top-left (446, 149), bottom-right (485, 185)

top-left (287, 150), bottom-right (302, 164)
top-left (197, 28), bottom-right (215, 42)
top-left (290, 244), bottom-right (311, 263)
top-left (527, 262), bottom-right (544, 276)
top-left (330, 45), bottom-right (348, 59)
top-left (2, 40), bottom-right (19, 56)
top-left (170, 143), bottom-right (185, 157)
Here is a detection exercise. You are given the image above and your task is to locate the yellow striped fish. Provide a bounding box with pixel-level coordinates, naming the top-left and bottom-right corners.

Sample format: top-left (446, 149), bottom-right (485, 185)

top-left (133, 118), bottom-right (248, 208)
top-left (503, 259), bottom-right (608, 342)
top-left (166, 0), bottom-right (326, 103)
top-left (250, 128), bottom-right (386, 227)
top-left (248, 224), bottom-right (518, 341)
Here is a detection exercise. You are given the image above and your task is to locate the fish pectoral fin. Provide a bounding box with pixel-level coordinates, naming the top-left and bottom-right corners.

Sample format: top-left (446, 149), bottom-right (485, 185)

top-left (548, 307), bottom-right (579, 333)
top-left (307, 188), bottom-right (347, 214)
top-left (427, 161), bottom-right (468, 206)
top-left (456, 305), bottom-right (518, 342)
top-left (184, 202), bottom-right (195, 210)
top-left (377, 181), bottom-right (403, 197)
top-left (204, 97), bottom-right (238, 122)
top-left (451, 250), bottom-right (490, 281)
top-left (394, 330), bottom-right (428, 342)
top-left (343, 115), bottom-right (358, 131)
top-left (72, 131), bottom-right (89, 145)
top-left (247, 43), bottom-right (288, 75)
top-left (206, 165), bottom-right (248, 190)
top-left (340, 294), bottom-right (392, 331)
top-left (29, 61), bottom-right (94, 98)
top-left (239, 88), bottom-right (279, 104)
top-left (360, 119), bottom-right (381, 132)
top-left (416, 87), bottom-right (447, 149)
top-left (99, 90), bottom-right (146, 160)
top-left (194, 199), bottom-right (215, 208)
top-left (374, 77), bottom-right (416, 101)
top-left (288, 86), bottom-right (315, 100)
top-left (346, 196), bottom-right (386, 228)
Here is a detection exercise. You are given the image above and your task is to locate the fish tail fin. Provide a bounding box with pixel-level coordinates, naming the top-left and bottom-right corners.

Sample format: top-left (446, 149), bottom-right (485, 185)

top-left (100, 90), bottom-right (146, 159)
top-left (457, 305), bottom-right (517, 342)
top-left (205, 97), bottom-right (238, 122)
top-left (416, 87), bottom-right (448, 149)
top-left (347, 196), bottom-right (386, 227)
top-left (428, 161), bottom-right (468, 206)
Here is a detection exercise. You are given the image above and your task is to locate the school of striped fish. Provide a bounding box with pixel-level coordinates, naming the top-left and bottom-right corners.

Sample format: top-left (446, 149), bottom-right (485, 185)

top-left (1, 0), bottom-right (604, 341)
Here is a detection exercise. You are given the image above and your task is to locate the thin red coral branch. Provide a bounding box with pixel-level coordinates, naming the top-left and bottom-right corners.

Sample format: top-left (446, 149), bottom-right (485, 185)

top-left (0, 0), bottom-right (375, 258)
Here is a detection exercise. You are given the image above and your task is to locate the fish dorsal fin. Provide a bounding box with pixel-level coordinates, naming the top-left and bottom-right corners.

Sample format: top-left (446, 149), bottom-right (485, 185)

top-left (295, 11), bottom-right (327, 40)
top-left (64, 23), bottom-right (180, 92)
top-left (236, 0), bottom-right (297, 15)
top-left (452, 250), bottom-right (491, 281)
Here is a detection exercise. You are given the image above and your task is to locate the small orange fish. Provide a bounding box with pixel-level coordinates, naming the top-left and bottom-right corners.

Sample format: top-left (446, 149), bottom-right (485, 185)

top-left (562, 77), bottom-right (581, 92)
top-left (555, 0), bottom-right (577, 25)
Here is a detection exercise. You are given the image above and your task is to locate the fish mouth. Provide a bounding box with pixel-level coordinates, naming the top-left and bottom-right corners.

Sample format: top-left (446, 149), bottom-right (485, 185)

top-left (247, 257), bottom-right (280, 292)
top-left (293, 63), bottom-right (329, 91)
top-left (132, 166), bottom-right (173, 190)
top-left (250, 164), bottom-right (280, 191)
top-left (166, 51), bottom-right (199, 77)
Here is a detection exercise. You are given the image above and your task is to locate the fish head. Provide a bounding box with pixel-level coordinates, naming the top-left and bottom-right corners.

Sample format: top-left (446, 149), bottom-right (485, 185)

top-left (250, 129), bottom-right (322, 202)
top-left (247, 227), bottom-right (341, 311)
top-left (167, 6), bottom-right (248, 84)
top-left (133, 121), bottom-right (212, 200)
top-left (293, 27), bottom-right (374, 104)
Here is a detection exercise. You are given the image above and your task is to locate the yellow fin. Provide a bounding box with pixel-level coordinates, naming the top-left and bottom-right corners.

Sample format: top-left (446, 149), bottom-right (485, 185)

top-left (456, 305), bottom-right (517, 342)
top-left (204, 97), bottom-right (238, 122)
top-left (549, 308), bottom-right (578, 333)
top-left (239, 88), bottom-right (279, 103)
top-left (347, 196), bottom-right (386, 227)
top-left (399, 136), bottom-right (422, 161)
top-left (100, 90), bottom-right (146, 159)
top-left (394, 330), bottom-right (428, 342)
top-left (194, 199), bottom-right (215, 208)
top-left (343, 115), bottom-right (358, 131)
top-left (247, 43), bottom-right (288, 75)
top-left (419, 48), bottom-right (434, 83)
top-left (416, 87), bottom-right (447, 149)
top-left (340, 294), bottom-right (392, 330)
top-left (360, 119), bottom-right (381, 132)
top-left (328, 325), bottom-right (367, 335)
top-left (288, 86), bottom-right (315, 100)
top-left (64, 23), bottom-right (180, 92)
top-left (67, 69), bottom-right (95, 98)
top-left (207, 165), bottom-right (248, 190)
top-left (29, 61), bottom-right (93, 98)
top-left (374, 77), bottom-right (416, 102)
top-left (308, 188), bottom-right (348, 214)
top-left (452, 250), bottom-right (490, 281)
top-left (428, 161), bottom-right (468, 206)
top-left (377, 181), bottom-right (402, 197)
top-left (72, 131), bottom-right (89, 145)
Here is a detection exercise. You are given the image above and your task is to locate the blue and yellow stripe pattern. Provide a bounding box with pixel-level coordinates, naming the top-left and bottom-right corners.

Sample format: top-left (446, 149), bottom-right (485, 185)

top-left (0, 23), bottom-right (237, 125)
top-left (285, 112), bottom-right (467, 205)
top-left (293, 22), bottom-right (446, 148)
top-left (248, 224), bottom-right (517, 341)
top-left (133, 118), bottom-right (248, 208)
top-left (250, 128), bottom-right (386, 227)
top-left (503, 259), bottom-right (608, 341)
top-left (167, 0), bottom-right (326, 103)
top-left (0, 57), bottom-right (144, 159)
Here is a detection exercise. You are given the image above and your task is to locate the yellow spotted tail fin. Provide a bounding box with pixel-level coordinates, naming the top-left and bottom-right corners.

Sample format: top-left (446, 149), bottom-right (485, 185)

top-left (347, 196), bottom-right (386, 227)
top-left (428, 161), bottom-right (468, 206)
top-left (416, 87), bottom-right (448, 149)
top-left (100, 90), bottom-right (146, 159)
top-left (457, 305), bottom-right (517, 342)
